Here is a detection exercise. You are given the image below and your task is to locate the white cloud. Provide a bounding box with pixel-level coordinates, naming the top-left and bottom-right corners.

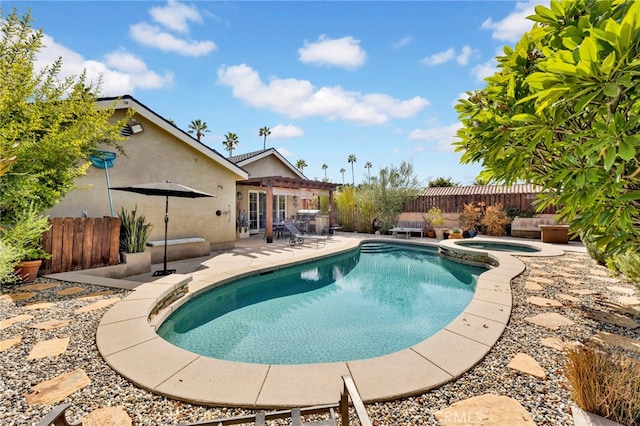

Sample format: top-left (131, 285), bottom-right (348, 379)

top-left (37, 35), bottom-right (172, 96)
top-left (278, 147), bottom-right (294, 157)
top-left (392, 37), bottom-right (412, 49)
top-left (271, 124), bottom-right (304, 138)
top-left (216, 64), bottom-right (429, 125)
top-left (409, 122), bottom-right (463, 152)
top-left (456, 46), bottom-right (474, 65)
top-left (422, 48), bottom-right (455, 66)
top-left (130, 22), bottom-right (216, 56)
top-left (149, 0), bottom-right (203, 33)
top-left (298, 35), bottom-right (366, 70)
top-left (481, 0), bottom-right (544, 42)
top-left (471, 58), bottom-right (498, 82)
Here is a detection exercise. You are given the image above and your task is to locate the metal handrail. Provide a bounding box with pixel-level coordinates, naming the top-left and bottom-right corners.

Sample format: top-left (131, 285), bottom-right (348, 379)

top-left (340, 374), bottom-right (372, 426)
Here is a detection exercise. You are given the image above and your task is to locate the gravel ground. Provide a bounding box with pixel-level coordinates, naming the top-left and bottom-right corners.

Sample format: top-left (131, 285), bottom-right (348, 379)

top-left (1, 250), bottom-right (639, 425)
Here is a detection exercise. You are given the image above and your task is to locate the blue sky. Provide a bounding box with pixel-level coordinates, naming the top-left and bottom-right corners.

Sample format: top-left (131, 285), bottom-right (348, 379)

top-left (7, 0), bottom-right (545, 186)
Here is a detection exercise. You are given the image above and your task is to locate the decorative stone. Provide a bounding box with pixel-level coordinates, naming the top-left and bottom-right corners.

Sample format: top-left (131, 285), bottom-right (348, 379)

top-left (524, 282), bottom-right (543, 291)
top-left (507, 353), bottom-right (546, 379)
top-left (529, 269), bottom-right (550, 276)
top-left (556, 294), bottom-right (580, 303)
top-left (597, 301), bottom-right (640, 317)
top-left (589, 268), bottom-right (610, 277)
top-left (563, 278), bottom-right (583, 286)
top-left (23, 302), bottom-right (56, 311)
top-left (25, 369), bottom-right (91, 405)
top-left (607, 286), bottom-right (636, 295)
top-left (0, 314), bottom-right (34, 330)
top-left (0, 336), bottom-right (22, 352)
top-left (528, 276), bottom-right (554, 285)
top-left (31, 319), bottom-right (70, 330)
top-left (56, 286), bottom-right (86, 296)
top-left (26, 337), bottom-right (70, 360)
top-left (570, 289), bottom-right (597, 295)
top-left (76, 291), bottom-right (114, 300)
top-left (618, 296), bottom-right (640, 306)
top-left (5, 292), bottom-right (36, 302)
top-left (433, 393), bottom-right (535, 426)
top-left (525, 313), bottom-right (575, 330)
top-left (585, 310), bottom-right (638, 329)
top-left (74, 297), bottom-right (120, 314)
top-left (19, 283), bottom-right (58, 291)
top-left (527, 296), bottom-right (563, 307)
top-left (592, 331), bottom-right (640, 354)
top-left (82, 406), bottom-right (132, 426)
top-left (540, 337), bottom-right (572, 351)
top-left (588, 275), bottom-right (620, 283)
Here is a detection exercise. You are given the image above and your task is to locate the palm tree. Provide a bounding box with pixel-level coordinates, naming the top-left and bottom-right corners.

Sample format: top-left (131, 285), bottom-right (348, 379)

top-left (322, 163), bottom-right (328, 181)
top-left (364, 161), bottom-right (372, 182)
top-left (188, 119), bottom-right (210, 141)
top-left (339, 168), bottom-right (346, 185)
top-left (347, 154), bottom-right (357, 186)
top-left (296, 159), bottom-right (307, 173)
top-left (259, 126), bottom-right (271, 150)
top-left (223, 132), bottom-right (239, 157)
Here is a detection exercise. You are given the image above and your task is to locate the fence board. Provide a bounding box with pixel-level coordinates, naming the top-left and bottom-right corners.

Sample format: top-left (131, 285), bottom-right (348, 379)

top-left (40, 217), bottom-right (120, 275)
top-left (402, 194), bottom-right (556, 214)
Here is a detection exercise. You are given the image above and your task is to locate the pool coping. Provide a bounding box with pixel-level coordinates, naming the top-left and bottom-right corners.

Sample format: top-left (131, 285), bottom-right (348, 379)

top-left (96, 236), bottom-right (564, 408)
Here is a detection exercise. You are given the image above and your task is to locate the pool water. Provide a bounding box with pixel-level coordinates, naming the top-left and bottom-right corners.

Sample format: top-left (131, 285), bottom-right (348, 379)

top-left (454, 241), bottom-right (541, 253)
top-left (157, 242), bottom-right (484, 364)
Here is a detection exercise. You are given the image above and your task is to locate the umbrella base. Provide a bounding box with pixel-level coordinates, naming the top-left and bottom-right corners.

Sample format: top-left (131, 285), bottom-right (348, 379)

top-left (153, 269), bottom-right (176, 276)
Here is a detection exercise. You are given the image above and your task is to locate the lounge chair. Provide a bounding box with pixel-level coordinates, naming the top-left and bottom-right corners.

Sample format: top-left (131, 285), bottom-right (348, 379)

top-left (283, 222), bottom-right (327, 247)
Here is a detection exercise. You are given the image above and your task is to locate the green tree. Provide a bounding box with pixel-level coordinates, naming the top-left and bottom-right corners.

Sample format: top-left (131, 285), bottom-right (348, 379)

top-left (348, 154), bottom-right (357, 185)
top-left (364, 161), bottom-right (373, 182)
top-left (296, 159), bottom-right (307, 173)
top-left (187, 119), bottom-right (210, 141)
top-left (0, 8), bottom-right (126, 224)
top-left (455, 0), bottom-right (640, 258)
top-left (259, 126), bottom-right (271, 149)
top-left (222, 132), bottom-right (239, 157)
top-left (428, 177), bottom-right (458, 187)
top-left (364, 161), bottom-right (423, 232)
top-left (322, 163), bottom-right (328, 181)
top-left (339, 167), bottom-right (346, 185)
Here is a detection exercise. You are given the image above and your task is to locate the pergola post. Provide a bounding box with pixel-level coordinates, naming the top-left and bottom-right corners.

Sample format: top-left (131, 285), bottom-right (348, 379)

top-left (266, 180), bottom-right (274, 243)
top-left (329, 189), bottom-right (334, 228)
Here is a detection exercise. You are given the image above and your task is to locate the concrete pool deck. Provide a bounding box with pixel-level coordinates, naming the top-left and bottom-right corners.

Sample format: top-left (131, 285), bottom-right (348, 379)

top-left (56, 234), bottom-right (571, 408)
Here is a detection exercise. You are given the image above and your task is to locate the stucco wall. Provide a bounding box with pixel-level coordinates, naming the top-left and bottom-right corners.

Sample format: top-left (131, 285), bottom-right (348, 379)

top-left (46, 111), bottom-right (241, 250)
top-left (242, 155), bottom-right (299, 179)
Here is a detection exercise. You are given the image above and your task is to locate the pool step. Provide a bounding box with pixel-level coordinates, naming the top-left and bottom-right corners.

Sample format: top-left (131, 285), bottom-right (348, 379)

top-left (360, 243), bottom-right (400, 254)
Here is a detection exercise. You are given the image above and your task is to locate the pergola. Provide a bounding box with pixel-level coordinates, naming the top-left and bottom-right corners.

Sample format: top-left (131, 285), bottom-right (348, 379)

top-left (238, 176), bottom-right (340, 243)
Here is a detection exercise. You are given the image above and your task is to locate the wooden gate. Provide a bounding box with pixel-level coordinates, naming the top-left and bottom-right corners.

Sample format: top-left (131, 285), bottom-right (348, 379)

top-left (41, 217), bottom-right (121, 275)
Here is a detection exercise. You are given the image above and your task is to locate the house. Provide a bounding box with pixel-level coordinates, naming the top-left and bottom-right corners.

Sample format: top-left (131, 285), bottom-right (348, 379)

top-left (45, 95), bottom-right (249, 251)
top-left (229, 149), bottom-right (340, 241)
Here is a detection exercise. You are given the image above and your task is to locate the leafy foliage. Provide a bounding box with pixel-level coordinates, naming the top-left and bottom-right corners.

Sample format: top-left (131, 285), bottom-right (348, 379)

top-left (118, 207), bottom-right (152, 253)
top-left (458, 203), bottom-right (483, 231)
top-left (428, 176), bottom-right (458, 187)
top-left (0, 206), bottom-right (51, 262)
top-left (222, 132), bottom-right (239, 156)
top-left (607, 249), bottom-right (640, 287)
top-left (424, 206), bottom-right (445, 228)
top-left (454, 0), bottom-right (640, 258)
top-left (0, 9), bottom-right (126, 223)
top-left (481, 203), bottom-right (510, 236)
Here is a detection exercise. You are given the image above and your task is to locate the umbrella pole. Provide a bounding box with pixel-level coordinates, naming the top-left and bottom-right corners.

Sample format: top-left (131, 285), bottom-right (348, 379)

top-left (153, 195), bottom-right (176, 276)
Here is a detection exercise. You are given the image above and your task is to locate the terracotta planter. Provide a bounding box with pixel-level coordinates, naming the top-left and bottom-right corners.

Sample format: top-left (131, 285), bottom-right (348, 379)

top-left (449, 233), bottom-right (463, 239)
top-left (14, 259), bottom-right (43, 283)
top-left (426, 230), bottom-right (436, 238)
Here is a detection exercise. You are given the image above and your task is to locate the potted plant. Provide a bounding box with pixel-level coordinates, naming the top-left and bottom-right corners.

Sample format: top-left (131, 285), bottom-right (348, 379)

top-left (425, 207), bottom-right (446, 239)
top-left (459, 203), bottom-right (482, 237)
top-left (118, 207), bottom-right (153, 272)
top-left (236, 209), bottom-right (249, 239)
top-left (1, 207), bottom-right (52, 283)
top-left (449, 227), bottom-right (463, 239)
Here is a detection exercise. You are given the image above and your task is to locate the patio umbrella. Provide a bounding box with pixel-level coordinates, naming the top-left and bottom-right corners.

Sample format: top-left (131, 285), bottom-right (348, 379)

top-left (110, 181), bottom-right (215, 276)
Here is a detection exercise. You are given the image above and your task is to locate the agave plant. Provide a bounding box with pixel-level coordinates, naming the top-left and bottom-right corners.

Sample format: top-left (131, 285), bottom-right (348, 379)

top-left (118, 207), bottom-right (152, 253)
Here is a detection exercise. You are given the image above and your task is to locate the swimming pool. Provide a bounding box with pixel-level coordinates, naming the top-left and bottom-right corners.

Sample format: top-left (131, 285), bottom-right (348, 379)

top-left (157, 242), bottom-right (484, 364)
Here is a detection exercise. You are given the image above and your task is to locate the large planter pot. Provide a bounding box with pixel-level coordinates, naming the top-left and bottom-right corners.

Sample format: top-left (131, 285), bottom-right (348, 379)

top-left (121, 251), bottom-right (152, 276)
top-left (434, 228), bottom-right (446, 240)
top-left (236, 228), bottom-right (250, 239)
top-left (449, 233), bottom-right (463, 239)
top-left (14, 259), bottom-right (43, 283)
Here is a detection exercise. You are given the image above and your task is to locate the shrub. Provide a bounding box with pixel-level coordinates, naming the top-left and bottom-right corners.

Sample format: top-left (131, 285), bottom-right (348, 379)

top-left (481, 203), bottom-right (510, 236)
top-left (583, 233), bottom-right (607, 265)
top-left (118, 207), bottom-right (152, 253)
top-left (564, 344), bottom-right (640, 425)
top-left (458, 203), bottom-right (482, 232)
top-left (607, 249), bottom-right (640, 288)
top-left (424, 207), bottom-right (445, 228)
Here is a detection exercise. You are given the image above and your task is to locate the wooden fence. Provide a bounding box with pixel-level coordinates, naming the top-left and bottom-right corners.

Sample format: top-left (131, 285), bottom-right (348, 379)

top-left (41, 217), bottom-right (121, 275)
top-left (402, 194), bottom-right (557, 214)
